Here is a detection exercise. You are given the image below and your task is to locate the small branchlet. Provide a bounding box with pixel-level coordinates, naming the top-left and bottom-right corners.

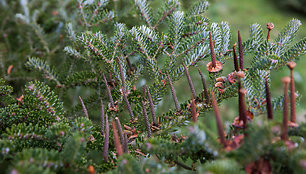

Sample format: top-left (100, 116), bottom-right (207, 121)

top-left (103, 114), bottom-right (109, 162)
top-left (265, 77), bottom-right (273, 120)
top-left (166, 71), bottom-right (180, 111)
top-left (183, 63), bottom-right (196, 99)
top-left (281, 77), bottom-right (290, 141)
top-left (211, 92), bottom-right (227, 147)
top-left (197, 67), bottom-right (210, 104)
top-left (146, 86), bottom-right (158, 125)
top-left (238, 30), bottom-right (244, 70)
top-left (112, 121), bottom-right (123, 156)
top-left (79, 96), bottom-right (89, 119)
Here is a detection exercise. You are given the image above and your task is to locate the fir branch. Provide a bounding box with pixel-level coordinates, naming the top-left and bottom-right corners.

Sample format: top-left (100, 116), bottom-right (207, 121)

top-left (135, 0), bottom-right (153, 28)
top-left (188, 0), bottom-right (209, 16)
top-left (26, 57), bottom-right (62, 87)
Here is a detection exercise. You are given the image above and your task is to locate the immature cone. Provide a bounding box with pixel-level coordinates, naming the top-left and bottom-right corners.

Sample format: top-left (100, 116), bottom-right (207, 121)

top-left (183, 63), bottom-right (196, 99)
top-left (239, 88), bottom-right (248, 134)
top-left (166, 71), bottom-right (180, 111)
top-left (191, 98), bottom-right (198, 122)
top-left (237, 71), bottom-right (245, 121)
top-left (79, 96), bottom-right (89, 119)
top-left (197, 67), bottom-right (210, 104)
top-left (287, 62), bottom-right (296, 123)
top-left (115, 117), bottom-right (124, 146)
top-left (233, 44), bottom-right (239, 71)
top-left (123, 132), bottom-right (129, 153)
top-left (238, 30), bottom-right (244, 70)
top-left (103, 114), bottom-right (109, 162)
top-left (112, 121), bottom-right (123, 156)
top-left (265, 77), bottom-right (273, 120)
top-left (142, 100), bottom-right (152, 138)
top-left (146, 86), bottom-right (158, 125)
top-left (266, 22), bottom-right (274, 42)
top-left (103, 73), bottom-right (115, 109)
top-left (142, 87), bottom-right (152, 138)
top-left (118, 58), bottom-right (134, 120)
top-left (281, 77), bottom-right (290, 141)
top-left (100, 99), bottom-right (105, 135)
top-left (207, 32), bottom-right (223, 72)
top-left (211, 92), bottom-right (227, 147)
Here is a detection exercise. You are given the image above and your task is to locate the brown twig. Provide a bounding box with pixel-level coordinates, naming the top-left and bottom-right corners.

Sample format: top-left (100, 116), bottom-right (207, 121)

top-left (197, 67), bottom-right (210, 104)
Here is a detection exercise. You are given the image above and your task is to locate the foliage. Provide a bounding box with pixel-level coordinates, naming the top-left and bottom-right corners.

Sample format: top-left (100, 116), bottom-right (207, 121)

top-left (0, 0), bottom-right (306, 173)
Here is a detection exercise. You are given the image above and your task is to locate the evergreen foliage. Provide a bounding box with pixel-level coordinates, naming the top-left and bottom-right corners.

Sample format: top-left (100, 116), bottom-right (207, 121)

top-left (0, 0), bottom-right (306, 173)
